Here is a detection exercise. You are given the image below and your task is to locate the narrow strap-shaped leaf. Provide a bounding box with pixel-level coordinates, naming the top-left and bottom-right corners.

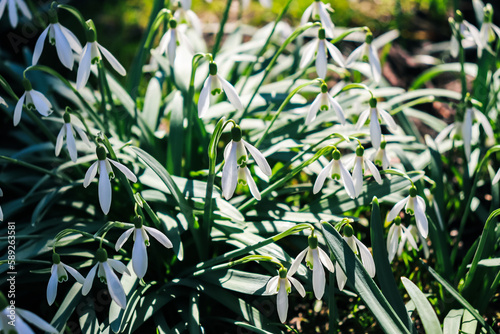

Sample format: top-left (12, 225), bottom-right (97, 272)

top-left (370, 197), bottom-right (417, 333)
top-left (401, 277), bottom-right (442, 334)
top-left (443, 309), bottom-right (463, 334)
top-left (321, 222), bottom-right (411, 333)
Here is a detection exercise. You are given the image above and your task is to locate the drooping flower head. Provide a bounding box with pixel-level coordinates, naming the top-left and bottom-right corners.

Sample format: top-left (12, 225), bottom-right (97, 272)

top-left (346, 31), bottom-right (382, 83)
top-left (386, 185), bottom-right (428, 238)
top-left (77, 26), bottom-right (127, 90)
top-left (0, 0), bottom-right (31, 28)
top-left (55, 112), bottom-right (92, 162)
top-left (1, 292), bottom-right (58, 333)
top-left (33, 8), bottom-right (83, 70)
top-left (82, 247), bottom-right (130, 309)
top-left (450, 11), bottom-right (480, 58)
top-left (83, 145), bottom-right (137, 215)
top-left (289, 233), bottom-right (334, 300)
top-left (301, 0), bottom-right (334, 39)
top-left (265, 267), bottom-right (306, 323)
top-left (313, 148), bottom-right (355, 198)
top-left (335, 221), bottom-right (375, 291)
top-left (222, 125), bottom-right (272, 200)
top-left (386, 216), bottom-right (418, 263)
top-left (306, 82), bottom-right (346, 125)
top-left (46, 253), bottom-right (85, 305)
top-left (198, 62), bottom-right (243, 118)
top-left (372, 140), bottom-right (390, 170)
top-left (115, 215), bottom-right (173, 278)
top-left (356, 98), bottom-right (398, 150)
top-left (299, 28), bottom-right (345, 79)
top-left (351, 145), bottom-right (383, 198)
top-left (158, 18), bottom-right (194, 65)
top-left (13, 78), bottom-right (53, 126)
top-left (477, 4), bottom-right (500, 58)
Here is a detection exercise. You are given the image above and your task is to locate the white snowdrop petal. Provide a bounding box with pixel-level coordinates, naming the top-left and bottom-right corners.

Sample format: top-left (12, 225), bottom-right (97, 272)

top-left (244, 167), bottom-right (261, 200)
top-left (355, 237), bottom-right (376, 277)
top-left (365, 158), bottom-right (382, 184)
top-left (66, 124), bottom-right (77, 162)
top-left (60, 24), bottom-right (82, 53)
top-left (107, 259), bottom-right (130, 275)
top-left (277, 283), bottom-right (288, 323)
top-left (167, 29), bottom-right (177, 64)
top-left (55, 126), bottom-right (65, 157)
top-left (144, 226), bottom-right (173, 248)
top-left (335, 262), bottom-right (347, 291)
top-left (198, 76), bottom-right (211, 118)
top-left (493, 168), bottom-right (500, 185)
top-left (115, 228), bottom-right (134, 251)
top-left (326, 42), bottom-right (345, 67)
top-left (77, 43), bottom-right (92, 90)
top-left (300, 4), bottom-right (313, 27)
top-left (16, 309), bottom-right (58, 334)
top-left (33, 27), bottom-right (49, 65)
top-left (8, 0), bottom-right (17, 27)
top-left (379, 108), bottom-right (398, 131)
top-left (462, 108), bottom-right (473, 161)
top-left (47, 264), bottom-right (58, 305)
top-left (370, 109), bottom-right (382, 150)
top-left (403, 226), bottom-right (419, 250)
top-left (289, 248), bottom-right (307, 276)
top-left (102, 262), bottom-right (127, 309)
top-left (158, 29), bottom-right (171, 55)
top-left (356, 108), bottom-right (371, 130)
top-left (82, 264), bottom-right (98, 295)
top-left (109, 159), bottom-right (137, 182)
top-left (314, 160), bottom-right (334, 194)
top-left (435, 123), bottom-right (455, 143)
top-left (265, 276), bottom-right (279, 294)
top-left (98, 44), bottom-right (126, 76)
top-left (53, 23), bottom-right (74, 70)
top-left (450, 36), bottom-right (459, 58)
top-left (0, 0), bottom-right (7, 22)
top-left (318, 247), bottom-right (335, 272)
top-left (387, 196), bottom-right (409, 222)
top-left (62, 263), bottom-right (85, 284)
top-left (415, 196), bottom-right (429, 238)
top-left (13, 93), bottom-right (26, 126)
top-left (98, 160), bottom-right (112, 214)
top-left (74, 125), bottom-right (92, 147)
top-left (312, 250), bottom-right (326, 300)
top-left (29, 90), bottom-right (52, 116)
top-left (316, 40), bottom-right (328, 79)
top-left (15, 0), bottom-right (30, 19)
top-left (288, 276), bottom-right (306, 297)
top-left (328, 95), bottom-right (346, 125)
top-left (474, 108), bottom-right (494, 139)
top-left (368, 44), bottom-right (382, 82)
top-left (345, 44), bottom-right (364, 67)
top-left (387, 224), bottom-right (399, 263)
top-left (242, 140), bottom-right (272, 176)
top-left (218, 75), bottom-right (243, 110)
top-left (132, 229), bottom-right (148, 278)
top-left (299, 39), bottom-right (318, 69)
top-left (306, 93), bottom-right (323, 125)
top-left (222, 143), bottom-right (238, 199)
top-left (352, 158), bottom-right (363, 198)
top-left (84, 161), bottom-right (99, 188)
top-left (318, 2), bottom-right (334, 38)
top-left (339, 161), bottom-right (356, 199)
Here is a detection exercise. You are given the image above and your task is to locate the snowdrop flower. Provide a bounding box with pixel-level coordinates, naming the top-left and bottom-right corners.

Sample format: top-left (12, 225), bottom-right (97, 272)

top-left (77, 27), bottom-right (127, 90)
top-left (0, 0), bottom-right (31, 28)
top-left (13, 78), bottom-right (53, 126)
top-left (386, 216), bottom-right (418, 263)
top-left (313, 148), bottom-right (355, 198)
top-left (435, 101), bottom-right (493, 162)
top-left (478, 5), bottom-right (500, 58)
top-left (47, 253), bottom-right (84, 305)
top-left (198, 62), bottom-right (243, 118)
top-left (472, 0), bottom-right (485, 24)
top-left (115, 215), bottom-right (173, 278)
top-left (32, 9), bottom-right (82, 70)
top-left (174, 6), bottom-right (203, 36)
top-left (371, 140), bottom-right (390, 170)
top-left (450, 12), bottom-right (480, 58)
top-left (300, 28), bottom-right (344, 79)
top-left (387, 185), bottom-right (428, 238)
top-left (265, 267), bottom-right (306, 323)
top-left (222, 126), bottom-right (272, 200)
top-left (356, 98), bottom-right (397, 150)
top-left (83, 146), bottom-right (137, 215)
top-left (82, 247), bottom-right (130, 309)
top-left (289, 233), bottom-right (334, 300)
top-left (301, 0), bottom-right (334, 39)
top-left (336, 222), bottom-right (375, 291)
top-left (55, 112), bottom-right (92, 162)
top-left (346, 31), bottom-right (382, 83)
top-left (158, 18), bottom-right (193, 65)
top-left (1, 292), bottom-right (58, 334)
top-left (351, 145), bottom-right (382, 198)
top-left (306, 82), bottom-right (346, 124)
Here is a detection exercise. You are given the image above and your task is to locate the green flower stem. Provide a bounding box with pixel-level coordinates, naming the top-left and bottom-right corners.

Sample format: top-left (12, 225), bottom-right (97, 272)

top-left (212, 0), bottom-right (233, 59)
top-left (57, 4), bottom-right (88, 32)
top-left (239, 0), bottom-right (294, 93)
top-left (389, 96), bottom-right (436, 115)
top-left (450, 145), bottom-right (500, 264)
top-left (254, 79), bottom-right (321, 149)
top-left (0, 155), bottom-right (70, 181)
top-left (53, 228), bottom-right (126, 255)
top-left (237, 22), bottom-right (321, 122)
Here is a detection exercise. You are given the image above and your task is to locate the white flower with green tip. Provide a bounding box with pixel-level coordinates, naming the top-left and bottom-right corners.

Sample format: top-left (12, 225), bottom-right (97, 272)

top-left (371, 140), bottom-right (390, 170)
top-left (386, 186), bottom-right (428, 238)
top-left (299, 28), bottom-right (344, 79)
top-left (82, 248), bottom-right (130, 309)
top-left (301, 0), bottom-right (334, 39)
top-left (450, 14), bottom-right (480, 58)
top-left (306, 82), bottom-right (346, 125)
top-left (46, 253), bottom-right (84, 305)
top-left (33, 8), bottom-right (82, 70)
top-left (265, 267), bottom-right (306, 323)
top-left (346, 31), bottom-right (382, 83)
top-left (55, 112), bottom-right (92, 163)
top-left (198, 62), bottom-right (243, 118)
top-left (386, 216), bottom-right (418, 263)
top-left (222, 126), bottom-right (272, 200)
top-left (83, 146), bottom-right (137, 215)
top-left (0, 0), bottom-right (31, 28)
top-left (289, 234), bottom-right (334, 300)
top-left (77, 27), bottom-right (126, 90)
top-left (1, 292), bottom-right (58, 334)
top-left (158, 18), bottom-right (193, 65)
top-left (335, 222), bottom-right (375, 291)
top-left (313, 148), bottom-right (355, 198)
top-left (356, 98), bottom-right (397, 150)
top-left (115, 215), bottom-right (173, 278)
top-left (351, 146), bottom-right (382, 198)
top-left (477, 4), bottom-right (500, 58)
top-left (13, 78), bottom-right (53, 126)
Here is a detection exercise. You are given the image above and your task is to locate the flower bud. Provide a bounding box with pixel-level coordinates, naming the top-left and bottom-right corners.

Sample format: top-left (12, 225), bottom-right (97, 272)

top-left (63, 112), bottom-right (71, 123)
top-left (343, 223), bottom-right (354, 237)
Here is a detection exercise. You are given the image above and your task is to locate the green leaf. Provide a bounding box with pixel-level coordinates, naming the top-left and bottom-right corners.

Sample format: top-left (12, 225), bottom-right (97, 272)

top-left (401, 277), bottom-right (441, 334)
top-left (443, 309), bottom-right (463, 334)
top-left (321, 222), bottom-right (411, 333)
top-left (409, 63), bottom-right (478, 90)
top-left (370, 197), bottom-right (416, 333)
